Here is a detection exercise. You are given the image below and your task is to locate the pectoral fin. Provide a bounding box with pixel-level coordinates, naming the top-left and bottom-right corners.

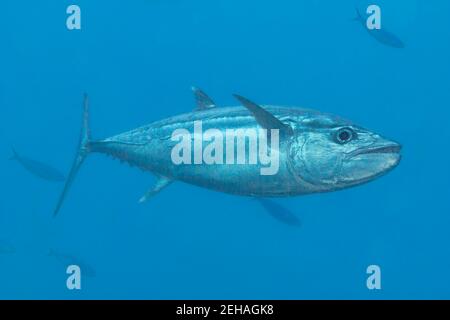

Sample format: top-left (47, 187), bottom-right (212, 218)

top-left (192, 86), bottom-right (216, 110)
top-left (139, 176), bottom-right (173, 203)
top-left (233, 94), bottom-right (293, 136)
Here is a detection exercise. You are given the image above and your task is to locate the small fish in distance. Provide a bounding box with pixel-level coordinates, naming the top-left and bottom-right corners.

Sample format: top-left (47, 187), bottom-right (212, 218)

top-left (10, 147), bottom-right (65, 182)
top-left (353, 7), bottom-right (405, 48)
top-left (48, 249), bottom-right (96, 277)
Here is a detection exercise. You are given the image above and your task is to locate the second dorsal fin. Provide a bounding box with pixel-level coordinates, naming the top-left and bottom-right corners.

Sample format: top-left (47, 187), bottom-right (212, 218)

top-left (192, 87), bottom-right (216, 110)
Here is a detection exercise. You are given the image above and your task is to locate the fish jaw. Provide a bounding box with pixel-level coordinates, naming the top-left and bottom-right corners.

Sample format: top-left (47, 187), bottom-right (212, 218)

top-left (341, 141), bottom-right (402, 185)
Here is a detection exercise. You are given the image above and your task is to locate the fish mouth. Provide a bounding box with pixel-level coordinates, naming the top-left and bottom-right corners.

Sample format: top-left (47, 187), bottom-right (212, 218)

top-left (358, 144), bottom-right (401, 155)
top-left (349, 143), bottom-right (402, 158)
top-left (340, 142), bottom-right (402, 185)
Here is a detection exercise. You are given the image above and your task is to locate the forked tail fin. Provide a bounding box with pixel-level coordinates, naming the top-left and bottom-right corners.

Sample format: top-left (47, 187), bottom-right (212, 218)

top-left (53, 94), bottom-right (91, 217)
top-left (352, 6), bottom-right (364, 22)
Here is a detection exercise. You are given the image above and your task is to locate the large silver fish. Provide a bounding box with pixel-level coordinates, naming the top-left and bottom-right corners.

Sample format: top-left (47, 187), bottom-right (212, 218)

top-left (54, 89), bottom-right (401, 216)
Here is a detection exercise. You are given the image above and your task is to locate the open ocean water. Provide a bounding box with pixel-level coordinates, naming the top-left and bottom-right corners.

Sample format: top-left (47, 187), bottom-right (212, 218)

top-left (0, 0), bottom-right (449, 299)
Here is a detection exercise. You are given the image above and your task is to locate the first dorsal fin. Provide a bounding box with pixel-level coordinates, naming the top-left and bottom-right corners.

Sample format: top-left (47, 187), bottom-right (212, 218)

top-left (233, 94), bottom-right (293, 136)
top-left (192, 87), bottom-right (216, 110)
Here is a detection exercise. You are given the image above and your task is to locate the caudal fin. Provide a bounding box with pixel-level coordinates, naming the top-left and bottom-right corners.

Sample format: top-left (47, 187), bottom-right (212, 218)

top-left (53, 94), bottom-right (91, 217)
top-left (352, 6), bottom-right (364, 22)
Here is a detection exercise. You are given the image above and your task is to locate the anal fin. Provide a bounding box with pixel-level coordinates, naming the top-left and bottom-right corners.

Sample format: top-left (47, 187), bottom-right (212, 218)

top-left (139, 176), bottom-right (173, 203)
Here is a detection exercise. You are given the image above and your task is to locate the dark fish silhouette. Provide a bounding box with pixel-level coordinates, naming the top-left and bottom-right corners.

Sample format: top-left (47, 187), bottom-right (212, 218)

top-left (10, 147), bottom-right (65, 182)
top-left (48, 249), bottom-right (96, 277)
top-left (256, 198), bottom-right (301, 227)
top-left (354, 7), bottom-right (405, 48)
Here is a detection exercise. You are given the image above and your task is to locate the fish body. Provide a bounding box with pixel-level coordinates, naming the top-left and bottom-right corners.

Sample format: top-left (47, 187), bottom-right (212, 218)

top-left (11, 148), bottom-right (65, 182)
top-left (365, 29), bottom-right (405, 48)
top-left (53, 91), bottom-right (401, 216)
top-left (355, 8), bottom-right (405, 48)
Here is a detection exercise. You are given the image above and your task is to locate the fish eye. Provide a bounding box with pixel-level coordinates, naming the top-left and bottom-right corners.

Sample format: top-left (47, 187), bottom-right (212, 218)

top-left (335, 127), bottom-right (355, 144)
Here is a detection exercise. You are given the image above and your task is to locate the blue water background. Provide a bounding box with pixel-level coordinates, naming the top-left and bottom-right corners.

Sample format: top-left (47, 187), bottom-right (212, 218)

top-left (1, 0), bottom-right (449, 299)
